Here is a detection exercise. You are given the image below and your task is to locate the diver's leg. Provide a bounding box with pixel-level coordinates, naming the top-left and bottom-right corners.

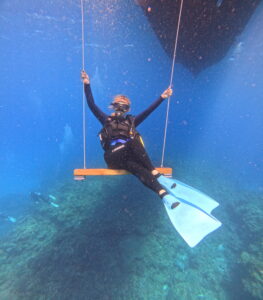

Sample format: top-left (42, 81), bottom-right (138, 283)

top-left (104, 143), bottom-right (164, 196)
top-left (104, 144), bottom-right (127, 169)
top-left (104, 144), bottom-right (178, 208)
top-left (129, 138), bottom-right (161, 177)
top-left (130, 138), bottom-right (154, 169)
top-left (125, 160), bottom-right (166, 197)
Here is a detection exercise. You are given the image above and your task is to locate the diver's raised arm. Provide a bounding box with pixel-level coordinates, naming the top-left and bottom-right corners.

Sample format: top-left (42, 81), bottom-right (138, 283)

top-left (80, 70), bottom-right (107, 124)
top-left (134, 87), bottom-right (173, 127)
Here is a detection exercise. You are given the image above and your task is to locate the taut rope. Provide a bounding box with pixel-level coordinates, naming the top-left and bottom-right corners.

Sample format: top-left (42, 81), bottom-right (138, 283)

top-left (80, 0), bottom-right (87, 168)
top-left (161, 0), bottom-right (184, 167)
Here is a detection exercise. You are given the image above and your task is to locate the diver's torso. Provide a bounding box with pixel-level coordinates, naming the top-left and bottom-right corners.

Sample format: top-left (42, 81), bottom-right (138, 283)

top-left (99, 114), bottom-right (139, 150)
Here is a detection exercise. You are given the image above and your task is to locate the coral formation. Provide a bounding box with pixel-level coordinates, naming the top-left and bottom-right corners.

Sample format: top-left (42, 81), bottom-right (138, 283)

top-left (0, 171), bottom-right (262, 299)
top-left (236, 196), bottom-right (263, 300)
top-left (0, 175), bottom-right (232, 300)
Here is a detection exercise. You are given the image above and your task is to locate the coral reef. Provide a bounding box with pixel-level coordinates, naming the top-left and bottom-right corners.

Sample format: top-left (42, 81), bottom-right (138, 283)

top-left (241, 242), bottom-right (263, 300)
top-left (236, 195), bottom-right (263, 300)
top-left (0, 170), bottom-right (261, 300)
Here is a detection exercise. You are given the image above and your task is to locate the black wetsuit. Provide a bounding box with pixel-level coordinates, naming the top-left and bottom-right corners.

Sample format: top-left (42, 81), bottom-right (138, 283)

top-left (84, 83), bottom-right (166, 195)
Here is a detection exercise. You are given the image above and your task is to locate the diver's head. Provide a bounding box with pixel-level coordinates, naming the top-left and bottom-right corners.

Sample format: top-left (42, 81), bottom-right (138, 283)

top-left (109, 95), bottom-right (131, 115)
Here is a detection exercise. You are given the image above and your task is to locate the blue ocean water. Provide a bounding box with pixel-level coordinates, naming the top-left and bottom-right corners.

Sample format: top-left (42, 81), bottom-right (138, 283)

top-left (0, 0), bottom-right (262, 299)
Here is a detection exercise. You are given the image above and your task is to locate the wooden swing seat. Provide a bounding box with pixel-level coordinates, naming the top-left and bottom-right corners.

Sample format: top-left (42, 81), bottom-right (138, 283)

top-left (74, 167), bottom-right (172, 180)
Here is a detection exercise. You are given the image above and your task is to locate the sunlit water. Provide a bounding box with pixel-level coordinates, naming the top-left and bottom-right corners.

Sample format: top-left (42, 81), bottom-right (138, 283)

top-left (0, 1), bottom-right (262, 299)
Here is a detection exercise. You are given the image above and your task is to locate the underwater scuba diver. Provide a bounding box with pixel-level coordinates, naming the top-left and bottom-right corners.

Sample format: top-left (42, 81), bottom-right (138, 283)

top-left (81, 70), bottom-right (179, 209)
top-left (0, 212), bottom-right (16, 223)
top-left (30, 192), bottom-right (59, 208)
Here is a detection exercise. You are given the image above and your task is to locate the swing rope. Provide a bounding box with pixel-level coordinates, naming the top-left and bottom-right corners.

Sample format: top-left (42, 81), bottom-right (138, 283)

top-left (160, 0), bottom-right (184, 167)
top-left (80, 0), bottom-right (87, 169)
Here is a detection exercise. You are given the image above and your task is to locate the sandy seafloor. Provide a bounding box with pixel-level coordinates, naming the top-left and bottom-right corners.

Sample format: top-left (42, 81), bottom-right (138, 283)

top-left (0, 160), bottom-right (262, 300)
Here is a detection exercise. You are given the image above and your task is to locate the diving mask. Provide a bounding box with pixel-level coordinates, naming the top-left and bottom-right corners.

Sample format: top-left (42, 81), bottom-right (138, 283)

top-left (109, 102), bottom-right (130, 113)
